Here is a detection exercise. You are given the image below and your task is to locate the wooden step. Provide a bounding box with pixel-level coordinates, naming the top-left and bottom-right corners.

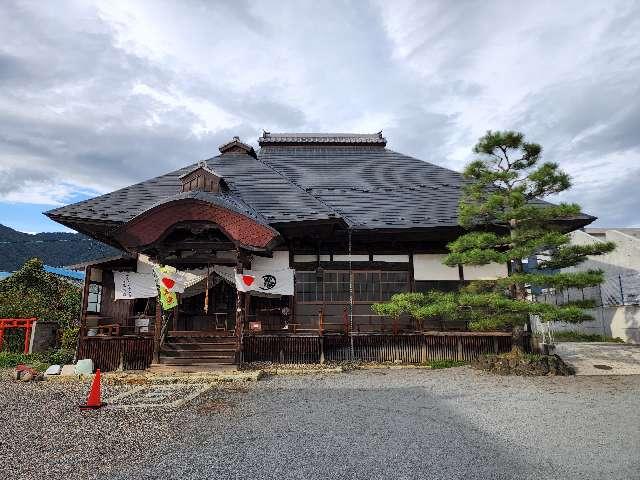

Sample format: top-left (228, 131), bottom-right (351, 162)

top-left (168, 330), bottom-right (235, 338)
top-left (160, 350), bottom-right (236, 358)
top-left (158, 357), bottom-right (235, 366)
top-left (161, 343), bottom-right (236, 352)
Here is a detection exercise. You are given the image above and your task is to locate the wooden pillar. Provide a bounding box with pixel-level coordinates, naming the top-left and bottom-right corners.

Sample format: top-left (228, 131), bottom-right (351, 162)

top-left (76, 266), bottom-right (92, 360)
top-left (153, 299), bottom-right (162, 364)
top-left (289, 247), bottom-right (296, 326)
top-left (408, 252), bottom-right (415, 293)
top-left (234, 249), bottom-right (244, 362)
top-left (244, 291), bottom-right (250, 330)
top-left (318, 308), bottom-right (325, 364)
top-left (174, 294), bottom-right (180, 332)
top-left (23, 319), bottom-right (33, 354)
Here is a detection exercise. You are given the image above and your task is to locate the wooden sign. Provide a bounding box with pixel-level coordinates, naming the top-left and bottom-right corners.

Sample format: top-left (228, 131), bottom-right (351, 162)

top-left (249, 321), bottom-right (262, 332)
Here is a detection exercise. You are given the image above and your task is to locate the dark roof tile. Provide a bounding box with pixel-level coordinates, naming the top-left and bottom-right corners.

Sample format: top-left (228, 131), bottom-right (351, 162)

top-left (46, 134), bottom-right (596, 241)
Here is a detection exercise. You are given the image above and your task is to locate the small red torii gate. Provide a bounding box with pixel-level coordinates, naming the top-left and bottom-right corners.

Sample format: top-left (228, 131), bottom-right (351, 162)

top-left (0, 318), bottom-right (37, 354)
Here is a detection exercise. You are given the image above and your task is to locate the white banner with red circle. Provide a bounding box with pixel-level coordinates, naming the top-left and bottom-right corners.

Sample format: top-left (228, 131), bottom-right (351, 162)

top-left (234, 269), bottom-right (294, 296)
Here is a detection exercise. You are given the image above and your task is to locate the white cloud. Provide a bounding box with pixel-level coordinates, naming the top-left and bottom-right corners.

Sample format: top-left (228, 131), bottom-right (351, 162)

top-left (0, 0), bottom-right (639, 228)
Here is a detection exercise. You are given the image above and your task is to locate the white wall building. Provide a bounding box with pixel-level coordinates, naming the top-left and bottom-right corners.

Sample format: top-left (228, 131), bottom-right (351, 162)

top-left (534, 228), bottom-right (640, 343)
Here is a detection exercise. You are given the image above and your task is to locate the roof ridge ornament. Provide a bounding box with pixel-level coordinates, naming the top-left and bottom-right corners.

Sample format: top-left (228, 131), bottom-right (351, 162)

top-left (179, 163), bottom-right (225, 194)
top-left (218, 136), bottom-right (257, 158)
top-left (258, 132), bottom-right (387, 147)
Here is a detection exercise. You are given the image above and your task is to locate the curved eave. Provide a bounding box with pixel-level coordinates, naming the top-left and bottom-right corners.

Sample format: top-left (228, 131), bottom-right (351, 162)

top-left (113, 196), bottom-right (282, 253)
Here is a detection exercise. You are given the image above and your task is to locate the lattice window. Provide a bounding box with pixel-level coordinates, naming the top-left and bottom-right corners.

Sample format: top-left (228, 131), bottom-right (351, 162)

top-left (87, 283), bottom-right (102, 313)
top-left (353, 271), bottom-right (380, 302)
top-left (380, 271), bottom-right (409, 300)
top-left (295, 271), bottom-right (322, 302)
top-left (323, 271), bottom-right (350, 302)
top-left (296, 270), bottom-right (409, 303)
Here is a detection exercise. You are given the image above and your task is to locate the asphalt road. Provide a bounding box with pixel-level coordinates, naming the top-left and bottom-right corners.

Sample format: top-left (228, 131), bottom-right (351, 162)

top-left (2, 368), bottom-right (639, 480)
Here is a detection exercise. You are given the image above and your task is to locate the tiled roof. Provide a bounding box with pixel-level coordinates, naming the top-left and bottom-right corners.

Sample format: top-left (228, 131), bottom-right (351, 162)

top-left (46, 151), bottom-right (338, 233)
top-left (258, 145), bottom-right (469, 228)
top-left (46, 134), bottom-right (596, 243)
top-left (258, 132), bottom-right (386, 146)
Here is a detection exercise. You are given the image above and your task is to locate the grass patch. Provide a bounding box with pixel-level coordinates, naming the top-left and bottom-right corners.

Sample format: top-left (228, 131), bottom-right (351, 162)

top-left (427, 360), bottom-right (467, 369)
top-left (0, 349), bottom-right (74, 372)
top-left (553, 331), bottom-right (625, 343)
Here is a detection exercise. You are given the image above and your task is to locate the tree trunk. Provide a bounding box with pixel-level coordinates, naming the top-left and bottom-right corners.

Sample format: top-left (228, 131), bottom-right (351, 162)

top-left (509, 219), bottom-right (531, 351)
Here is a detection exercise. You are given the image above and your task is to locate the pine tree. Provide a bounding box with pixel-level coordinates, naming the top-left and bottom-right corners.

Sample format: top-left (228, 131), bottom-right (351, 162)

top-left (373, 130), bottom-right (615, 335)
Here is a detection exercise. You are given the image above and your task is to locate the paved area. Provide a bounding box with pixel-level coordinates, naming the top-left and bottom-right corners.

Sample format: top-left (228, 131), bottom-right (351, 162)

top-left (106, 383), bottom-right (212, 409)
top-left (1, 368), bottom-right (639, 479)
top-left (556, 341), bottom-right (640, 375)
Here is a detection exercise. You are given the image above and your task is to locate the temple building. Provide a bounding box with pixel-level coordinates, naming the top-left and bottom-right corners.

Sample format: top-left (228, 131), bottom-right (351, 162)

top-left (47, 132), bottom-right (594, 370)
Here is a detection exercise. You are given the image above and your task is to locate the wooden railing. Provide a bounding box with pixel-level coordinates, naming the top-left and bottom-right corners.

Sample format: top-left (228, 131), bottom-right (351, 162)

top-left (242, 331), bottom-right (513, 365)
top-left (251, 308), bottom-right (469, 336)
top-left (77, 336), bottom-right (154, 371)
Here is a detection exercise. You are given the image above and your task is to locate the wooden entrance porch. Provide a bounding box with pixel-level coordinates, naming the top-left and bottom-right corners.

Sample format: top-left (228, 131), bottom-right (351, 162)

top-left (159, 330), bottom-right (237, 367)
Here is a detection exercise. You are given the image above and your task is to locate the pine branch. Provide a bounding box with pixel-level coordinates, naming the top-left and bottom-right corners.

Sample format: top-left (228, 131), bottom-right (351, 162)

top-left (494, 270), bottom-right (605, 289)
top-left (538, 242), bottom-right (616, 270)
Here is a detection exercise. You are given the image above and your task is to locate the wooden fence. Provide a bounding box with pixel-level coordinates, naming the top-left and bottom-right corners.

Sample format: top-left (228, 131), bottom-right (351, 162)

top-left (242, 332), bottom-right (513, 364)
top-left (77, 336), bottom-right (154, 371)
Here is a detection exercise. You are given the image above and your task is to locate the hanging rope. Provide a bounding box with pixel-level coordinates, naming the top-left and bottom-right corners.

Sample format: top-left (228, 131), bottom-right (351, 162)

top-left (204, 264), bottom-right (210, 314)
top-left (348, 227), bottom-right (354, 360)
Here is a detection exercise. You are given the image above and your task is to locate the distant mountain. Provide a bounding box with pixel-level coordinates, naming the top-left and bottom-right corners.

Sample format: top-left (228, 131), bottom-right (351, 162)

top-left (0, 224), bottom-right (120, 271)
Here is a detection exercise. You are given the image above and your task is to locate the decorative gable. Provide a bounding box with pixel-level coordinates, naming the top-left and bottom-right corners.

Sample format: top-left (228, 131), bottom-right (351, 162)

top-left (179, 162), bottom-right (225, 193)
top-left (218, 136), bottom-right (257, 157)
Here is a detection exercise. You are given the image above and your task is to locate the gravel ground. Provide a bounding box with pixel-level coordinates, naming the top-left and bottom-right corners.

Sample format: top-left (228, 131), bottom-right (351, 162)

top-left (1, 367), bottom-right (639, 480)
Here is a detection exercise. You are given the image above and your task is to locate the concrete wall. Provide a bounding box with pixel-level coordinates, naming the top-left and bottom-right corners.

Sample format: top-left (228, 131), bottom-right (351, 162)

top-left (569, 229), bottom-right (640, 276)
top-left (532, 305), bottom-right (640, 344)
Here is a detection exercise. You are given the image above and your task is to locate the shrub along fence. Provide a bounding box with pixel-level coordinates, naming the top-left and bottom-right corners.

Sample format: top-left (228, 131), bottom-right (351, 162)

top-left (242, 332), bottom-right (514, 365)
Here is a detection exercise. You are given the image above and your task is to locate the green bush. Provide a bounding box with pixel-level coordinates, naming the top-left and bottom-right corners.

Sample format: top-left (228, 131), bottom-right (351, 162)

top-left (46, 348), bottom-right (75, 365)
top-left (0, 258), bottom-right (81, 330)
top-left (0, 351), bottom-right (30, 368)
top-left (61, 327), bottom-right (79, 350)
top-left (427, 360), bottom-right (467, 369)
top-left (0, 348), bottom-right (75, 371)
top-left (553, 331), bottom-right (624, 343)
top-left (0, 329), bottom-right (26, 352)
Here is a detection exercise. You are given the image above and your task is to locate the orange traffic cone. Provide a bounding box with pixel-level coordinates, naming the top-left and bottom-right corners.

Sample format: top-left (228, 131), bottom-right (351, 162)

top-left (79, 369), bottom-right (106, 410)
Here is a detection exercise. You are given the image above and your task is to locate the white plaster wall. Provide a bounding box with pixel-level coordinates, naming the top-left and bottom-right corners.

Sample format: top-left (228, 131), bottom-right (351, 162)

top-left (332, 254), bottom-right (370, 261)
top-left (372, 254), bottom-right (409, 263)
top-left (413, 254), bottom-right (460, 280)
top-left (252, 250), bottom-right (290, 270)
top-left (463, 263), bottom-right (508, 280)
top-left (293, 254), bottom-right (317, 263)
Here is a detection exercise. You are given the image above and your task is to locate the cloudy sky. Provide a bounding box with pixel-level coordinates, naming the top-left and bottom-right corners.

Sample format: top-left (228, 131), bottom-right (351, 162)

top-left (1, 0), bottom-right (639, 233)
